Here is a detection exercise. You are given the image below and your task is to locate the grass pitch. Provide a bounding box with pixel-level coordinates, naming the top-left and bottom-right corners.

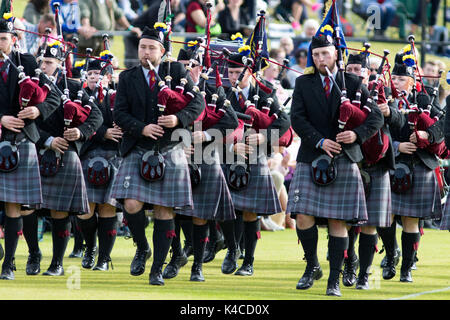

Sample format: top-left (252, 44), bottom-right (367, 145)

top-left (0, 225), bottom-right (449, 300)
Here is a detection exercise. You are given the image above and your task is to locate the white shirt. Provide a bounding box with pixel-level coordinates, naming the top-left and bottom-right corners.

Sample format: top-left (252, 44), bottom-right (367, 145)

top-left (319, 69), bottom-right (337, 92)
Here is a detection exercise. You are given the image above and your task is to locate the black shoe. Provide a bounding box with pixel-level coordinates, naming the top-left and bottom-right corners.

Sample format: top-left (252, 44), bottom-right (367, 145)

top-left (342, 255), bottom-right (358, 287)
top-left (221, 248), bottom-right (240, 274)
top-left (190, 263), bottom-right (205, 282)
top-left (235, 262), bottom-right (254, 276)
top-left (381, 247), bottom-right (401, 268)
top-left (355, 273), bottom-right (370, 290)
top-left (0, 259), bottom-right (16, 280)
top-left (0, 244), bottom-right (4, 261)
top-left (43, 262), bottom-right (64, 276)
top-left (326, 278), bottom-right (342, 297)
top-left (400, 269), bottom-right (413, 282)
top-left (130, 247), bottom-right (151, 276)
top-left (215, 237), bottom-right (226, 253)
top-left (202, 242), bottom-right (216, 263)
top-left (26, 250), bottom-right (42, 275)
top-left (93, 257), bottom-right (113, 271)
top-left (162, 251), bottom-right (188, 279)
top-left (68, 248), bottom-right (84, 258)
top-left (81, 246), bottom-right (97, 269)
top-left (382, 255), bottom-right (397, 280)
top-left (296, 265), bottom-right (323, 290)
top-left (149, 271), bottom-right (165, 285)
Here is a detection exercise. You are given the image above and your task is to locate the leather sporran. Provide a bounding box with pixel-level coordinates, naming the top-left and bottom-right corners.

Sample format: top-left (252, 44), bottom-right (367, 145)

top-left (0, 141), bottom-right (20, 173)
top-left (140, 150), bottom-right (165, 182)
top-left (390, 163), bottom-right (413, 194)
top-left (227, 163), bottom-right (251, 191)
top-left (38, 148), bottom-right (61, 177)
top-left (87, 156), bottom-right (111, 186)
top-left (310, 155), bottom-right (337, 186)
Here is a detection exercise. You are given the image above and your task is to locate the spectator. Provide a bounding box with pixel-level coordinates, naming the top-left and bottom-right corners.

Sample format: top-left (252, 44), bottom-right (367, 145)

top-left (359, 0), bottom-right (395, 39)
top-left (185, 0), bottom-right (224, 35)
top-left (117, 0), bottom-right (143, 22)
top-left (293, 18), bottom-right (319, 51)
top-left (19, 14), bottom-right (57, 55)
top-left (368, 55), bottom-right (382, 81)
top-left (123, 0), bottom-right (185, 68)
top-left (411, 0), bottom-right (440, 37)
top-left (50, 0), bottom-right (95, 42)
top-left (276, 0), bottom-right (320, 30)
top-left (23, 0), bottom-right (51, 25)
top-left (78, 0), bottom-right (142, 56)
top-left (286, 47), bottom-right (307, 88)
top-left (279, 36), bottom-right (294, 62)
top-left (217, 0), bottom-right (251, 40)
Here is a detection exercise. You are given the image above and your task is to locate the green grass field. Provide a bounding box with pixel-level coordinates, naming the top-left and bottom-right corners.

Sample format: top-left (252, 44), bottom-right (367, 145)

top-left (0, 225), bottom-right (449, 300)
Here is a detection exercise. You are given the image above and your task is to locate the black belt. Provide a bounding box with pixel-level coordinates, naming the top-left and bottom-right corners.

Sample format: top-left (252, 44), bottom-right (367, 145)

top-left (2, 132), bottom-right (27, 144)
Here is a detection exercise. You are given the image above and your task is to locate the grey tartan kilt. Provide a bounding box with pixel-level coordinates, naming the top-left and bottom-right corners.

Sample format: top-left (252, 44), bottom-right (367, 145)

top-left (222, 154), bottom-right (282, 215)
top-left (110, 147), bottom-right (193, 210)
top-left (40, 149), bottom-right (90, 215)
top-left (81, 148), bottom-right (122, 208)
top-left (359, 165), bottom-right (392, 227)
top-left (287, 156), bottom-right (368, 224)
top-left (391, 163), bottom-right (442, 219)
top-left (0, 140), bottom-right (42, 206)
top-left (180, 150), bottom-right (235, 221)
top-left (440, 200), bottom-right (450, 230)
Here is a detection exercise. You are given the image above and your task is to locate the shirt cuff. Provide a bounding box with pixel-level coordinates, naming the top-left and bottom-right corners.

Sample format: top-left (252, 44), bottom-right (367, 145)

top-left (393, 141), bottom-right (400, 157)
top-left (203, 131), bottom-right (212, 142)
top-left (229, 143), bottom-right (235, 154)
top-left (44, 136), bottom-right (54, 149)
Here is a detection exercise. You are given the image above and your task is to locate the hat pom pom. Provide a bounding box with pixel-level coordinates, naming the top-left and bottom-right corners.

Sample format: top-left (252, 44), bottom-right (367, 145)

top-left (238, 45), bottom-right (251, 56)
top-left (402, 54), bottom-right (415, 67)
top-left (3, 13), bottom-right (13, 22)
top-left (154, 22), bottom-right (167, 33)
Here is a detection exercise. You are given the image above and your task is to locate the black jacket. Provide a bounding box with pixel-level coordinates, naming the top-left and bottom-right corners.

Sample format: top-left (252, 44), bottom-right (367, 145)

top-left (225, 82), bottom-right (291, 154)
top-left (80, 88), bottom-right (118, 155)
top-left (391, 90), bottom-right (445, 170)
top-left (0, 52), bottom-right (60, 143)
top-left (114, 61), bottom-right (205, 157)
top-left (36, 78), bottom-right (103, 155)
top-left (290, 71), bottom-right (384, 163)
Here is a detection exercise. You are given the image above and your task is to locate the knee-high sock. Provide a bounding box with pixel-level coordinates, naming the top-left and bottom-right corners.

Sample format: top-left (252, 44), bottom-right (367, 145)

top-left (77, 214), bottom-right (97, 250)
top-left (358, 233), bottom-right (378, 275)
top-left (22, 213), bottom-right (40, 254)
top-left (151, 219), bottom-right (175, 274)
top-left (193, 224), bottom-right (209, 265)
top-left (234, 213), bottom-right (244, 248)
top-left (347, 226), bottom-right (359, 260)
top-left (243, 219), bottom-right (260, 265)
top-left (296, 225), bottom-right (319, 267)
top-left (328, 236), bottom-right (349, 281)
top-left (2, 216), bottom-right (23, 264)
top-left (219, 220), bottom-right (237, 251)
top-left (180, 219), bottom-right (193, 248)
top-left (97, 216), bottom-right (117, 260)
top-left (71, 215), bottom-right (84, 251)
top-left (208, 220), bottom-right (219, 244)
top-left (401, 231), bottom-right (420, 272)
top-left (51, 217), bottom-right (71, 265)
top-left (377, 222), bottom-right (397, 258)
top-left (123, 209), bottom-right (149, 251)
top-left (170, 216), bottom-right (183, 257)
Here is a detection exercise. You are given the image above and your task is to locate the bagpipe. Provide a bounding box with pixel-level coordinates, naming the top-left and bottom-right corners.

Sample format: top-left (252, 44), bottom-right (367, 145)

top-left (239, 11), bottom-right (294, 149)
top-left (396, 37), bottom-right (448, 159)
